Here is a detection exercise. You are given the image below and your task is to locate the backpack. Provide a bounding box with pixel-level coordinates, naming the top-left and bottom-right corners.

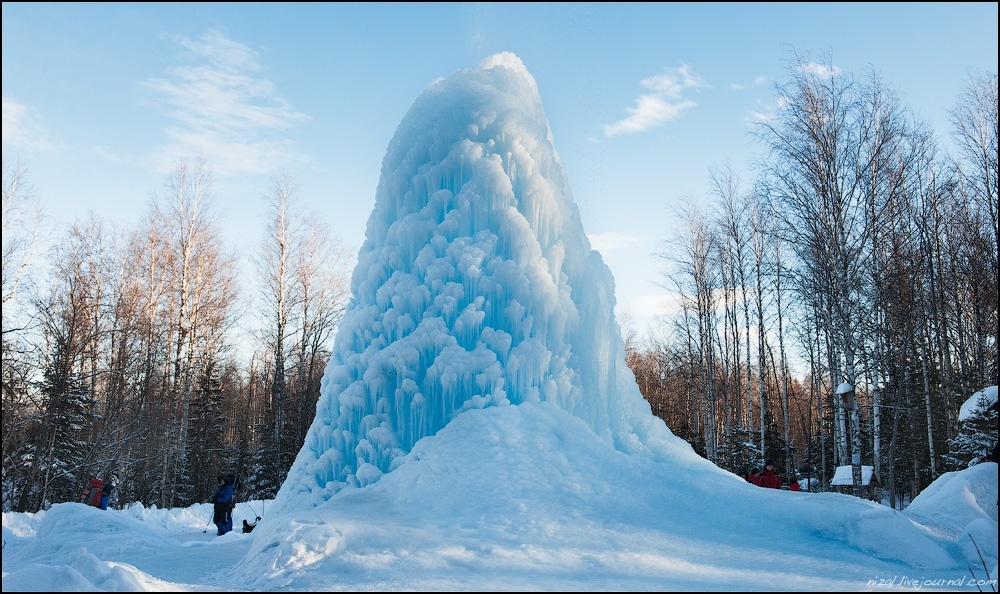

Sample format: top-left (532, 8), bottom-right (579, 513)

top-left (83, 477), bottom-right (104, 507)
top-left (225, 475), bottom-right (237, 512)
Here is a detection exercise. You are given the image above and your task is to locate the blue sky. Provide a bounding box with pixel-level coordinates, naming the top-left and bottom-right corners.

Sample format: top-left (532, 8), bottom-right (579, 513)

top-left (3, 3), bottom-right (997, 337)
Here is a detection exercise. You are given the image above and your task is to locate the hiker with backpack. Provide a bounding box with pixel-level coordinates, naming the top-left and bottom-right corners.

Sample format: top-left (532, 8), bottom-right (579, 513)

top-left (80, 477), bottom-right (104, 508)
top-left (210, 475), bottom-right (235, 535)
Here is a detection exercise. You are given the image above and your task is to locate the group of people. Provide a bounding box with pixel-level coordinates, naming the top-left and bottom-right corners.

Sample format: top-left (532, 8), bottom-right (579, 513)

top-left (744, 460), bottom-right (800, 491)
top-left (83, 473), bottom-right (240, 536)
top-left (79, 476), bottom-right (116, 509)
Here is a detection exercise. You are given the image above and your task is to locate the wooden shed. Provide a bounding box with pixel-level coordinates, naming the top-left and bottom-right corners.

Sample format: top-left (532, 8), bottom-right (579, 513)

top-left (830, 465), bottom-right (882, 502)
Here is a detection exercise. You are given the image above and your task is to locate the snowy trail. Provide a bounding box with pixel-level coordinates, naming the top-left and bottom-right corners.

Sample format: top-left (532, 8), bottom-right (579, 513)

top-left (120, 505), bottom-right (260, 589)
top-left (134, 532), bottom-right (254, 591)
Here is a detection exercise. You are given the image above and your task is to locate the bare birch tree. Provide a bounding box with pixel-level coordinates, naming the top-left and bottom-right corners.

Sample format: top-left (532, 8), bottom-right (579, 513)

top-left (155, 157), bottom-right (235, 506)
top-left (949, 71), bottom-right (998, 385)
top-left (253, 173), bottom-right (351, 495)
top-left (2, 157), bottom-right (41, 311)
top-left (256, 174), bottom-right (297, 489)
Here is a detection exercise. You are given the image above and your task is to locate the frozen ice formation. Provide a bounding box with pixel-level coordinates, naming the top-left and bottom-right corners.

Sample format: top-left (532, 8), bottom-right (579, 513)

top-left (273, 53), bottom-right (673, 512)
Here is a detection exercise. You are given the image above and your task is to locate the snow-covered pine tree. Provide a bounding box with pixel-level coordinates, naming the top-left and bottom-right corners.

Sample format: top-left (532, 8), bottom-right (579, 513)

top-left (943, 389), bottom-right (998, 471)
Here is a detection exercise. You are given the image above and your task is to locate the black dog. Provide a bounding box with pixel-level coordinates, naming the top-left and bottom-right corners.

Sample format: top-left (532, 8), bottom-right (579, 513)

top-left (242, 517), bottom-right (261, 533)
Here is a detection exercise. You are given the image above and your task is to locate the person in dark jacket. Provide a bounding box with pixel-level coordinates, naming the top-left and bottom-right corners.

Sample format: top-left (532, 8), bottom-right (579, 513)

top-left (100, 480), bottom-right (116, 510)
top-left (758, 460), bottom-right (782, 489)
top-left (211, 475), bottom-right (235, 535)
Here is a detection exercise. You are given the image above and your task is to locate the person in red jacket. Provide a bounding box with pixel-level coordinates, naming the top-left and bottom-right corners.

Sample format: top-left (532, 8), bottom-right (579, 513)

top-left (745, 467), bottom-right (761, 486)
top-left (80, 477), bottom-right (104, 507)
top-left (758, 460), bottom-right (782, 489)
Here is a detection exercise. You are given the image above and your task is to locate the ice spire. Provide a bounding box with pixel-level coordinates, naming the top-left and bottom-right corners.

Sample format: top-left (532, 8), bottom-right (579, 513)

top-left (273, 53), bottom-right (667, 512)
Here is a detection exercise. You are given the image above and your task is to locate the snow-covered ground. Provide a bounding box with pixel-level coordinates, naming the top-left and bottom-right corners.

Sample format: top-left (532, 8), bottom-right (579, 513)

top-left (3, 403), bottom-right (998, 592)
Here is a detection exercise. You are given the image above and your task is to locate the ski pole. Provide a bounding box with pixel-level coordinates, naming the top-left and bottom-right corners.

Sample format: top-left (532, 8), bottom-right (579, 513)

top-left (202, 496), bottom-right (215, 533)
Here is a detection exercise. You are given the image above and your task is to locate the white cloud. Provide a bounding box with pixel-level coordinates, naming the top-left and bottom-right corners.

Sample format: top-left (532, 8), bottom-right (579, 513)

top-left (587, 231), bottom-right (648, 254)
top-left (174, 29), bottom-right (262, 74)
top-left (746, 94), bottom-right (791, 125)
top-left (746, 110), bottom-right (775, 124)
top-left (2, 98), bottom-right (60, 152)
top-left (143, 29), bottom-right (309, 175)
top-left (731, 76), bottom-right (769, 91)
top-left (616, 293), bottom-right (684, 336)
top-left (602, 64), bottom-right (706, 136)
top-left (799, 62), bottom-right (842, 78)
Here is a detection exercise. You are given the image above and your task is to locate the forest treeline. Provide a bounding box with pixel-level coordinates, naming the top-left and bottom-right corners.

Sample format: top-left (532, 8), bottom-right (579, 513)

top-left (2, 160), bottom-right (352, 512)
top-left (624, 54), bottom-right (997, 507)
top-left (3, 53), bottom-right (997, 513)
